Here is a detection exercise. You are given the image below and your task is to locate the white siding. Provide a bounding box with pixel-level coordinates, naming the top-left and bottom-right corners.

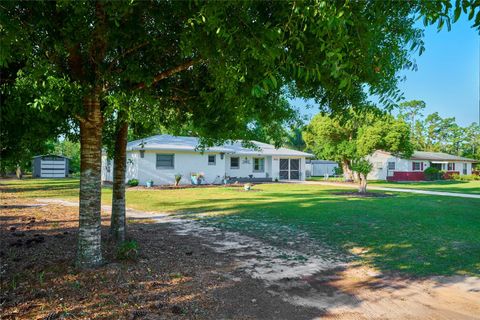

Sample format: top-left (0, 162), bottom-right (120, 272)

top-left (366, 151), bottom-right (426, 180)
top-left (102, 151), bottom-right (308, 185)
top-left (131, 151), bottom-right (225, 185)
top-left (366, 150), bottom-right (473, 180)
top-left (225, 155), bottom-right (272, 179)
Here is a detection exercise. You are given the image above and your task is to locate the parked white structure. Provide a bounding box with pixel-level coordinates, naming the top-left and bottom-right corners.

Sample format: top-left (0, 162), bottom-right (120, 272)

top-left (102, 135), bottom-right (314, 185)
top-left (305, 160), bottom-right (339, 177)
top-left (367, 150), bottom-right (477, 181)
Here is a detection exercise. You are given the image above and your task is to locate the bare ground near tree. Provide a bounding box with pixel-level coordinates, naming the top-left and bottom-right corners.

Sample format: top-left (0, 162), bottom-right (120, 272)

top-left (1, 187), bottom-right (480, 320)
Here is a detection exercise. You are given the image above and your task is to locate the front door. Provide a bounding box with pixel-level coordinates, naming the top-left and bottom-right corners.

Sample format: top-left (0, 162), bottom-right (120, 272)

top-left (279, 158), bottom-right (300, 180)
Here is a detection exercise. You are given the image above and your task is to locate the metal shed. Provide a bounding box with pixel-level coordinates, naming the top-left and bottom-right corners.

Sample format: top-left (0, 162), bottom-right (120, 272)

top-left (306, 159), bottom-right (339, 177)
top-left (32, 155), bottom-right (70, 178)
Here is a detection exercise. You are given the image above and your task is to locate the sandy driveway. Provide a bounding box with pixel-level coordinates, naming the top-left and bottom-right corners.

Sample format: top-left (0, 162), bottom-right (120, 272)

top-left (37, 198), bottom-right (480, 319)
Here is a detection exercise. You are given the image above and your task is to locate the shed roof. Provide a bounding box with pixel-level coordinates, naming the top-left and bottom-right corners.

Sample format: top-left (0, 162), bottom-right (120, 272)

top-left (127, 135), bottom-right (314, 157)
top-left (33, 155), bottom-right (70, 159)
top-left (309, 160), bottom-right (338, 164)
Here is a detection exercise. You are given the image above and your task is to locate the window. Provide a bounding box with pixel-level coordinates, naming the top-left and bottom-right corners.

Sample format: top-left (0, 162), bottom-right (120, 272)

top-left (156, 154), bottom-right (174, 169)
top-left (230, 157), bottom-right (239, 169)
top-left (447, 163), bottom-right (455, 171)
top-left (412, 162), bottom-right (421, 171)
top-left (253, 158), bottom-right (265, 172)
top-left (140, 150), bottom-right (145, 158)
top-left (387, 162), bottom-right (395, 170)
top-left (208, 155), bottom-right (216, 165)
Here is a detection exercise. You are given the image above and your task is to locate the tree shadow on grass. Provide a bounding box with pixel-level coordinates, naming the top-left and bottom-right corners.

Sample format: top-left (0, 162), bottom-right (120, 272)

top-left (142, 188), bottom-right (480, 278)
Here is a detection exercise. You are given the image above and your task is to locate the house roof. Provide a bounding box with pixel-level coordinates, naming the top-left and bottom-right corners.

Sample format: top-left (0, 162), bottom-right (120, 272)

top-left (410, 151), bottom-right (477, 162)
top-left (377, 150), bottom-right (477, 162)
top-left (127, 135), bottom-right (314, 157)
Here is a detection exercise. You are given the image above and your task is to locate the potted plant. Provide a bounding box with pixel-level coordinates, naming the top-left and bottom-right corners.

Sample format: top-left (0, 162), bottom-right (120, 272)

top-left (146, 179), bottom-right (154, 188)
top-left (190, 172), bottom-right (204, 185)
top-left (174, 174), bottom-right (182, 186)
top-left (196, 172), bottom-right (204, 185)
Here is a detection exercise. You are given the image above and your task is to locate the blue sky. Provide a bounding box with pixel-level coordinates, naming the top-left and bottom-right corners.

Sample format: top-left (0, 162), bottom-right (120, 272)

top-left (293, 16), bottom-right (479, 127)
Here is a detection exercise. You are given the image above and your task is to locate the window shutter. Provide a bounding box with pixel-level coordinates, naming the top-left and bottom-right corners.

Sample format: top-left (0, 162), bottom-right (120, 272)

top-left (453, 163), bottom-right (455, 171)
top-left (421, 162), bottom-right (424, 170)
top-left (412, 162), bottom-right (414, 171)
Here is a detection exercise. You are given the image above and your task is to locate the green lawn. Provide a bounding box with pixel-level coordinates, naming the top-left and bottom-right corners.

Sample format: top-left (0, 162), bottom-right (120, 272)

top-left (370, 180), bottom-right (480, 194)
top-left (2, 178), bottom-right (479, 277)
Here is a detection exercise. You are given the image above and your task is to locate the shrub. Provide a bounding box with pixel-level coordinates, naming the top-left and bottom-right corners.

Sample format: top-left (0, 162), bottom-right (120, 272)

top-left (424, 167), bottom-right (442, 181)
top-left (334, 166), bottom-right (343, 176)
top-left (174, 174), bottom-right (182, 186)
top-left (127, 179), bottom-right (139, 187)
top-left (116, 240), bottom-right (139, 261)
top-left (450, 174), bottom-right (480, 181)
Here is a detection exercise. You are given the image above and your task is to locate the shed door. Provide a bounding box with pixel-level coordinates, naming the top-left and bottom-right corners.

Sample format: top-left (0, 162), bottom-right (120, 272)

top-left (40, 158), bottom-right (66, 178)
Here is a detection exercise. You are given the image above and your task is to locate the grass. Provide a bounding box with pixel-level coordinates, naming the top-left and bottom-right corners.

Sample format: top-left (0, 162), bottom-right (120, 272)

top-left (307, 176), bottom-right (345, 182)
top-left (370, 180), bottom-right (480, 194)
top-left (2, 178), bottom-right (479, 277)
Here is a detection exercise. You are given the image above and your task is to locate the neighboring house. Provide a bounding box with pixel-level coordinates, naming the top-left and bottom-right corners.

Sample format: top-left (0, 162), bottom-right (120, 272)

top-left (32, 155), bottom-right (70, 178)
top-left (305, 159), bottom-right (339, 177)
top-left (102, 135), bottom-right (314, 185)
top-left (367, 150), bottom-right (477, 181)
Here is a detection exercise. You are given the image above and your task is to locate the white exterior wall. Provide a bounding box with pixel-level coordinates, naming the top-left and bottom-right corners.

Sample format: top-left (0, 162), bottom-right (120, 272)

top-left (366, 150), bottom-right (473, 180)
top-left (367, 152), bottom-right (430, 180)
top-left (102, 151), bottom-right (308, 185)
top-left (133, 151), bottom-right (226, 185)
top-left (225, 154), bottom-right (272, 179)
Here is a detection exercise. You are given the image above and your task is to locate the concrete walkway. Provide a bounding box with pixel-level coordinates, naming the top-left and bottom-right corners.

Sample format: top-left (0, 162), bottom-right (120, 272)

top-left (301, 181), bottom-right (480, 199)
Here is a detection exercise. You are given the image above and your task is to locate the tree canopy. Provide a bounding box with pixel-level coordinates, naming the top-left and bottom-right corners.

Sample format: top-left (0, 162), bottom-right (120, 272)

top-left (398, 101), bottom-right (480, 159)
top-left (303, 107), bottom-right (413, 189)
top-left (2, 0), bottom-right (479, 267)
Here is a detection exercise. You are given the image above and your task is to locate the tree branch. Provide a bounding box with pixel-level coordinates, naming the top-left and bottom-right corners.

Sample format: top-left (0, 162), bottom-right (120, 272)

top-left (136, 59), bottom-right (199, 90)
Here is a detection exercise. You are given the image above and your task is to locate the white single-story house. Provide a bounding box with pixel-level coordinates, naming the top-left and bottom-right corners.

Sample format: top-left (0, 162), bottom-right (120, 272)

top-left (102, 135), bottom-right (314, 185)
top-left (367, 150), bottom-right (477, 181)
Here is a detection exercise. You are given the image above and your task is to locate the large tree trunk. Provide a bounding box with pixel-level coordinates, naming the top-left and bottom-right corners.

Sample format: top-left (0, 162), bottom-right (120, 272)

top-left (341, 159), bottom-right (353, 181)
top-left (358, 173), bottom-right (367, 193)
top-left (77, 95), bottom-right (103, 269)
top-left (110, 115), bottom-right (128, 243)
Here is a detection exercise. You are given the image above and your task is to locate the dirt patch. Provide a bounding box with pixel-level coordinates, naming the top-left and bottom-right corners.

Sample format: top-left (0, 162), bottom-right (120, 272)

top-left (332, 191), bottom-right (395, 198)
top-left (2, 186), bottom-right (480, 319)
top-left (1, 188), bottom-right (320, 319)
